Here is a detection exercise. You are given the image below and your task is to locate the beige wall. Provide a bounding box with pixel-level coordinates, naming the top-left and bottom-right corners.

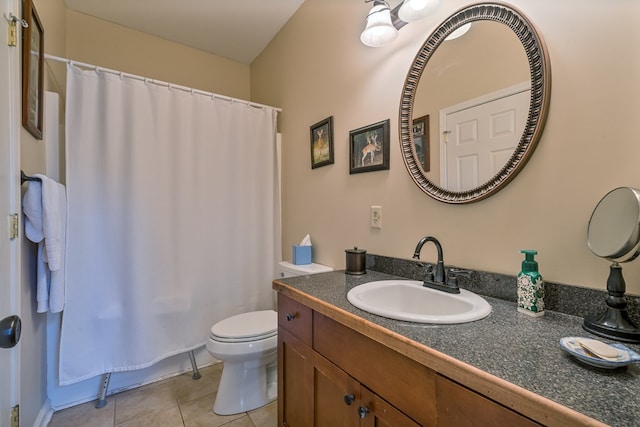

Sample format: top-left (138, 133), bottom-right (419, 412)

top-left (251, 0), bottom-right (640, 295)
top-left (66, 10), bottom-right (250, 100)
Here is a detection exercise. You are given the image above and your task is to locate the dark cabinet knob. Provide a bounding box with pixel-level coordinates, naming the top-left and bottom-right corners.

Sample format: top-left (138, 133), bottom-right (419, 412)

top-left (358, 406), bottom-right (370, 419)
top-left (343, 394), bottom-right (355, 406)
top-left (285, 313), bottom-right (297, 321)
top-left (0, 315), bottom-right (21, 349)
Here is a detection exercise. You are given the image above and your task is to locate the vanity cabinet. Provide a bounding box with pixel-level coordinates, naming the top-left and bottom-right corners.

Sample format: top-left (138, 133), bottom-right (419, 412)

top-left (278, 293), bottom-right (541, 427)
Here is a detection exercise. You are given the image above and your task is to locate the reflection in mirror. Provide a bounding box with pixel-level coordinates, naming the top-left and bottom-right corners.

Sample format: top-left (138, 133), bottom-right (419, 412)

top-left (400, 3), bottom-right (551, 203)
top-left (583, 187), bottom-right (640, 343)
top-left (415, 21), bottom-right (529, 189)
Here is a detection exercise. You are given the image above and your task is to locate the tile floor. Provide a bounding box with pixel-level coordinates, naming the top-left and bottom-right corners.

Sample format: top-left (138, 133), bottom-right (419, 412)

top-left (48, 363), bottom-right (277, 427)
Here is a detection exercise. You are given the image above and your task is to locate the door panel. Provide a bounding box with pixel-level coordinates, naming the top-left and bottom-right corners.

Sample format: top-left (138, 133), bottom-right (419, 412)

top-left (313, 352), bottom-right (359, 427)
top-left (278, 328), bottom-right (313, 426)
top-left (442, 85), bottom-right (530, 191)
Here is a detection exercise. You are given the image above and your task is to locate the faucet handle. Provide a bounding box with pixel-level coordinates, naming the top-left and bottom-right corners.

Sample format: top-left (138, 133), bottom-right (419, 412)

top-left (423, 264), bottom-right (435, 282)
top-left (448, 268), bottom-right (472, 278)
top-left (447, 268), bottom-right (471, 289)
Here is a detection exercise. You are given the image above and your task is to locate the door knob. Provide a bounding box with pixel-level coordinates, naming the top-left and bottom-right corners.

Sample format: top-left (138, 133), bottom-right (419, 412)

top-left (343, 394), bottom-right (355, 406)
top-left (358, 406), bottom-right (370, 419)
top-left (0, 315), bottom-right (21, 349)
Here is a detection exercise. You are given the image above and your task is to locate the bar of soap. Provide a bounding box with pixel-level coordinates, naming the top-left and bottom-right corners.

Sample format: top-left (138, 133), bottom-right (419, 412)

top-left (579, 338), bottom-right (620, 359)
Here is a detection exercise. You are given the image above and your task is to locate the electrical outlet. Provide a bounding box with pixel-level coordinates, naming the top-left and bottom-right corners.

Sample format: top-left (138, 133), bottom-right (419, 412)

top-left (370, 206), bottom-right (382, 229)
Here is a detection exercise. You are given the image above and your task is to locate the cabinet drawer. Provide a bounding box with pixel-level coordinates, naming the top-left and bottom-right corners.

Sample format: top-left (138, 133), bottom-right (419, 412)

top-left (278, 293), bottom-right (312, 345)
top-left (313, 312), bottom-right (436, 426)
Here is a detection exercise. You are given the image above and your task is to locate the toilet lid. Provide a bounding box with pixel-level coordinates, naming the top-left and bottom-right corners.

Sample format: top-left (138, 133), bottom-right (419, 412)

top-left (210, 310), bottom-right (277, 341)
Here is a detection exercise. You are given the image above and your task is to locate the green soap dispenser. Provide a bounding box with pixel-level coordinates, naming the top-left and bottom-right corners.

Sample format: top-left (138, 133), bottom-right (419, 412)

top-left (517, 250), bottom-right (545, 317)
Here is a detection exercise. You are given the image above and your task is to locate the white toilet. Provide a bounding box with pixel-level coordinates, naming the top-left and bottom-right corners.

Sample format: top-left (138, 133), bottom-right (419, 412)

top-left (207, 261), bottom-right (333, 415)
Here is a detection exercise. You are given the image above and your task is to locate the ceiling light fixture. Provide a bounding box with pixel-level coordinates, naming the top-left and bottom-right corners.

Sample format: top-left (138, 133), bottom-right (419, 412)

top-left (361, 0), bottom-right (438, 47)
top-left (360, 1), bottom-right (399, 47)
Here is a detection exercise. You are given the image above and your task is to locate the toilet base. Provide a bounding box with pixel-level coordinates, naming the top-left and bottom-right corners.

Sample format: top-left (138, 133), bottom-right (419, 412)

top-left (213, 359), bottom-right (277, 415)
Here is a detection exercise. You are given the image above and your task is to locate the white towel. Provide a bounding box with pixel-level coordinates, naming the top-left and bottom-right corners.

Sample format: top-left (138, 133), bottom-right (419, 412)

top-left (22, 180), bottom-right (44, 242)
top-left (22, 176), bottom-right (67, 313)
top-left (36, 174), bottom-right (62, 271)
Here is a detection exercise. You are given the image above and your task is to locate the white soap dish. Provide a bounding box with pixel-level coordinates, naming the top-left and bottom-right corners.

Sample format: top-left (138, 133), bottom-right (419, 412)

top-left (559, 337), bottom-right (640, 369)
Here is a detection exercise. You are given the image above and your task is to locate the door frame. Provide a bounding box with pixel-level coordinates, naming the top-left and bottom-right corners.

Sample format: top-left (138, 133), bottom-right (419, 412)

top-left (1, 0), bottom-right (23, 423)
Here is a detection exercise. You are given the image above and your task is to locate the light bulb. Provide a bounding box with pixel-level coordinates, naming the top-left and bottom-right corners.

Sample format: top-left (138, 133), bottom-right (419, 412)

top-left (398, 0), bottom-right (440, 23)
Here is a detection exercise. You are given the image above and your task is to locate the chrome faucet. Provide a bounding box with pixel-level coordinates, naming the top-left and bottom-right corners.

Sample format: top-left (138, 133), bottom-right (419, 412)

top-left (413, 236), bottom-right (460, 294)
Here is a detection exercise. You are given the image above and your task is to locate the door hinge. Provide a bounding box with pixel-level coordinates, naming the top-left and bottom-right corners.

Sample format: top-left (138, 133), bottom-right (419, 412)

top-left (7, 18), bottom-right (17, 46)
top-left (5, 13), bottom-right (27, 47)
top-left (9, 214), bottom-right (19, 239)
top-left (4, 13), bottom-right (23, 47)
top-left (7, 18), bottom-right (17, 47)
top-left (10, 404), bottom-right (19, 427)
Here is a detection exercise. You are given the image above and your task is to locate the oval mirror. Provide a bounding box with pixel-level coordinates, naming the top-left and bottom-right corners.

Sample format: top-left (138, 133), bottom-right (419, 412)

top-left (399, 3), bottom-right (551, 204)
top-left (588, 187), bottom-right (640, 262)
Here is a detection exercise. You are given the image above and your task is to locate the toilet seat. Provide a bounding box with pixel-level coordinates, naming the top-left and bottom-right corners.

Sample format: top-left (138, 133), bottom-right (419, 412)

top-left (210, 310), bottom-right (277, 343)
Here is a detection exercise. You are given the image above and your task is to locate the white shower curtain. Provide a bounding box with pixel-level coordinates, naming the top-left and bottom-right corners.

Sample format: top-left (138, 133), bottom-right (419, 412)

top-left (60, 64), bottom-right (280, 385)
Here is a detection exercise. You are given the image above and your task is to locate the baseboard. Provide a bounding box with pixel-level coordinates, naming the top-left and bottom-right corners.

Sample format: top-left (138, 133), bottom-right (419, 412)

top-left (33, 398), bottom-right (54, 427)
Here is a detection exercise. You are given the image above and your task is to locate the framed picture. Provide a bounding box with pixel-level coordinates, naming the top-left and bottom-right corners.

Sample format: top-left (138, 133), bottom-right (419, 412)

top-left (412, 115), bottom-right (430, 171)
top-left (22, 0), bottom-right (44, 140)
top-left (349, 119), bottom-right (390, 174)
top-left (310, 116), bottom-right (334, 169)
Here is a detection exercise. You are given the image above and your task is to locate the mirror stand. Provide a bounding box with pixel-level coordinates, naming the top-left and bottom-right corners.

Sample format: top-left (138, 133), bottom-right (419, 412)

top-left (583, 263), bottom-right (640, 343)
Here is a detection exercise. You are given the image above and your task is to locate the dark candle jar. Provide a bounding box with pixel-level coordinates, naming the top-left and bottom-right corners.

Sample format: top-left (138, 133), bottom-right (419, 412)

top-left (345, 247), bottom-right (366, 275)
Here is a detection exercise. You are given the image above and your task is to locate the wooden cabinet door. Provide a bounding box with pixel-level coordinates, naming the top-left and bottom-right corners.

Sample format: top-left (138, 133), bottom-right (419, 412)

top-left (360, 387), bottom-right (423, 427)
top-left (314, 352), bottom-right (360, 427)
top-left (278, 328), bottom-right (314, 427)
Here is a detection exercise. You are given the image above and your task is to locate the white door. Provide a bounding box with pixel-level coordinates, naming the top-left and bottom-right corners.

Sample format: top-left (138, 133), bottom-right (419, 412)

top-left (441, 83), bottom-right (530, 191)
top-left (1, 0), bottom-right (22, 425)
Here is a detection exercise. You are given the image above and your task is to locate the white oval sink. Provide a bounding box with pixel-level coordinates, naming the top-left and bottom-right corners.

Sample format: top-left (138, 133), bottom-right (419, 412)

top-left (347, 280), bottom-right (491, 324)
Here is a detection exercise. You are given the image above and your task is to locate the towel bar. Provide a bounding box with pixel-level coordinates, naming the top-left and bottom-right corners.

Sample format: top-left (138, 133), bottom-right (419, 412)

top-left (20, 170), bottom-right (41, 185)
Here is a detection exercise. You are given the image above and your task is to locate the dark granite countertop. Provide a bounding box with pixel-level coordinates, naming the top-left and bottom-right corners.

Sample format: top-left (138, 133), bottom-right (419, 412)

top-left (274, 270), bottom-right (640, 427)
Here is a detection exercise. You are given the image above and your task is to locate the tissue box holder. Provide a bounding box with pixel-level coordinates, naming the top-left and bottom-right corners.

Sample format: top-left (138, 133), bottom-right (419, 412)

top-left (293, 245), bottom-right (312, 265)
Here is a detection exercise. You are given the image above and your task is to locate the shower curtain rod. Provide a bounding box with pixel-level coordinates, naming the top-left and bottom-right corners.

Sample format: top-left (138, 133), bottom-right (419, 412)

top-left (44, 54), bottom-right (282, 112)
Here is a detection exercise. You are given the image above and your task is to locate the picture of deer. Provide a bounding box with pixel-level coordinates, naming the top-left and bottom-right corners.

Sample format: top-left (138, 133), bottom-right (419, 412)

top-left (315, 128), bottom-right (324, 150)
top-left (311, 117), bottom-right (334, 169)
top-left (349, 119), bottom-right (389, 174)
top-left (361, 132), bottom-right (381, 166)
top-left (312, 124), bottom-right (331, 165)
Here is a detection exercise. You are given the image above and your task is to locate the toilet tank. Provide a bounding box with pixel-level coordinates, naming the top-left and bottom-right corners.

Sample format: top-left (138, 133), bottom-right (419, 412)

top-left (272, 262), bottom-right (333, 310)
top-left (277, 261), bottom-right (333, 278)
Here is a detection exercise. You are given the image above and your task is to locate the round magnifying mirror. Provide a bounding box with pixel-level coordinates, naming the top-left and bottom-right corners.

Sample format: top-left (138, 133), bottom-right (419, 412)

top-left (587, 187), bottom-right (640, 261)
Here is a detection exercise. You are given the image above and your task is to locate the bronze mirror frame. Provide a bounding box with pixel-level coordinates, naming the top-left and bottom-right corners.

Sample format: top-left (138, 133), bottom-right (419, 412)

top-left (399, 2), bottom-right (551, 204)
